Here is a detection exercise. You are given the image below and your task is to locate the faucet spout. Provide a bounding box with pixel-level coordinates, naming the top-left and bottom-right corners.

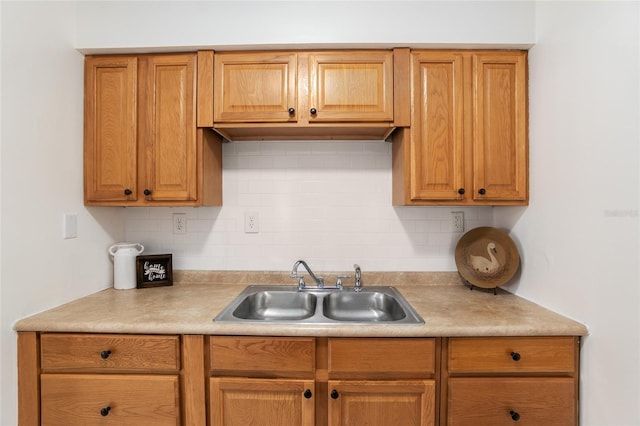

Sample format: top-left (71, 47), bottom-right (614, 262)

top-left (291, 260), bottom-right (324, 288)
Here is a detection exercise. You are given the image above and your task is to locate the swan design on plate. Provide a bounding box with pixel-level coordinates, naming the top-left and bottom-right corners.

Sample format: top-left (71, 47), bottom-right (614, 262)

top-left (469, 242), bottom-right (500, 274)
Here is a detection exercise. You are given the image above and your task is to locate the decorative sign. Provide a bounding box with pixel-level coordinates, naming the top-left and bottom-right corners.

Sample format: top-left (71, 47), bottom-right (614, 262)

top-left (136, 254), bottom-right (173, 288)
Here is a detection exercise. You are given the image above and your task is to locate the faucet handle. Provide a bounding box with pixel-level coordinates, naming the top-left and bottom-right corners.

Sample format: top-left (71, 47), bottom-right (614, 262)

top-left (336, 275), bottom-right (351, 289)
top-left (296, 276), bottom-right (306, 290)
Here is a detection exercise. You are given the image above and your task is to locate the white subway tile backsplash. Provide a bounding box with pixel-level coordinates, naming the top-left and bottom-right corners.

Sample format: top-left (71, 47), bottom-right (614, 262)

top-left (125, 141), bottom-right (493, 271)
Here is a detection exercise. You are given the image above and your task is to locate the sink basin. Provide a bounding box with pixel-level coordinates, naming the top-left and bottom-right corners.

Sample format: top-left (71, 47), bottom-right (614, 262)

top-left (215, 285), bottom-right (423, 325)
top-left (233, 290), bottom-right (316, 320)
top-left (323, 291), bottom-right (407, 322)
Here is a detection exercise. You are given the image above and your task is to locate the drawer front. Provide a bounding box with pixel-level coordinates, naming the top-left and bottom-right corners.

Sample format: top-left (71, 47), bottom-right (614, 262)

top-left (328, 338), bottom-right (436, 378)
top-left (447, 377), bottom-right (576, 425)
top-left (210, 336), bottom-right (315, 376)
top-left (41, 333), bottom-right (180, 372)
top-left (41, 373), bottom-right (180, 425)
top-left (448, 336), bottom-right (576, 374)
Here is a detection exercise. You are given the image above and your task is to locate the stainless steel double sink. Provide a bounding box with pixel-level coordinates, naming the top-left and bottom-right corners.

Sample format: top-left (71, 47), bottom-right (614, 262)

top-left (214, 285), bottom-right (424, 325)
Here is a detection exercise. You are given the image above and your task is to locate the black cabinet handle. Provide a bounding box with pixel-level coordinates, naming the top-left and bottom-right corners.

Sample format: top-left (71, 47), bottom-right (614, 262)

top-left (100, 350), bottom-right (112, 360)
top-left (510, 351), bottom-right (521, 361)
top-left (478, 188), bottom-right (486, 195)
top-left (457, 188), bottom-right (465, 195)
top-left (330, 389), bottom-right (339, 399)
top-left (124, 188), bottom-right (132, 196)
top-left (303, 389), bottom-right (312, 399)
top-left (288, 107), bottom-right (295, 115)
top-left (310, 108), bottom-right (317, 115)
top-left (100, 406), bottom-right (111, 416)
top-left (510, 410), bottom-right (520, 421)
top-left (143, 189), bottom-right (152, 196)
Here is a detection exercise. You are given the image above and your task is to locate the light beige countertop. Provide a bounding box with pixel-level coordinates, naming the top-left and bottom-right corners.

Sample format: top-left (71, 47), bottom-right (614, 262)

top-left (14, 271), bottom-right (588, 337)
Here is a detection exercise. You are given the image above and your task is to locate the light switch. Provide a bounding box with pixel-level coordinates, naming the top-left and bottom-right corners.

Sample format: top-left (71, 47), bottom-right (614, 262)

top-left (63, 213), bottom-right (78, 239)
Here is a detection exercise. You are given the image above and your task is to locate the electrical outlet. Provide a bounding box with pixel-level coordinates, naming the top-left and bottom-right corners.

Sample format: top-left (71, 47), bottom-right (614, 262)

top-left (452, 211), bottom-right (464, 233)
top-left (244, 211), bottom-right (259, 233)
top-left (173, 213), bottom-right (187, 234)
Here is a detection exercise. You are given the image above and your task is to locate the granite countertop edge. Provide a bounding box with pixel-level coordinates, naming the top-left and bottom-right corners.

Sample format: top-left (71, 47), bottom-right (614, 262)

top-left (14, 271), bottom-right (589, 337)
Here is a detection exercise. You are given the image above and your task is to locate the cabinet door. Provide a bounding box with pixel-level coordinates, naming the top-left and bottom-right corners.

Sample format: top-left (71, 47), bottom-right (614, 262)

top-left (210, 377), bottom-right (315, 426)
top-left (472, 52), bottom-right (528, 201)
top-left (139, 54), bottom-right (197, 201)
top-left (214, 52), bottom-right (298, 122)
top-left (308, 51), bottom-right (393, 122)
top-left (409, 52), bottom-right (465, 201)
top-left (84, 56), bottom-right (138, 202)
top-left (328, 380), bottom-right (435, 426)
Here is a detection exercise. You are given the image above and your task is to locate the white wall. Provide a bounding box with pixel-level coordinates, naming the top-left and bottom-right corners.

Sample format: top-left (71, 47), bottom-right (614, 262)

top-left (497, 2), bottom-right (640, 425)
top-left (0, 2), bottom-right (125, 424)
top-left (75, 0), bottom-right (535, 52)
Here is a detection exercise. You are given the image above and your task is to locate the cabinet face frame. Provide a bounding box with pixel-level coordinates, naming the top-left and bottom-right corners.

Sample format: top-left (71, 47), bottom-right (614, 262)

top-left (393, 49), bottom-right (528, 206)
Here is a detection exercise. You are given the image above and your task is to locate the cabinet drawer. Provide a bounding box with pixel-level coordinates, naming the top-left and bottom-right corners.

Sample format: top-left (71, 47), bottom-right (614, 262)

top-left (447, 377), bottom-right (576, 425)
top-left (328, 338), bottom-right (436, 378)
top-left (41, 373), bottom-right (180, 425)
top-left (40, 333), bottom-right (180, 372)
top-left (210, 336), bottom-right (315, 377)
top-left (448, 337), bottom-right (576, 374)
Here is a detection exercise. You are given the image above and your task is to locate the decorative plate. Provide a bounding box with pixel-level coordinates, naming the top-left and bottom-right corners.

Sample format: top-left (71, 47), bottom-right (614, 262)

top-left (454, 227), bottom-right (520, 289)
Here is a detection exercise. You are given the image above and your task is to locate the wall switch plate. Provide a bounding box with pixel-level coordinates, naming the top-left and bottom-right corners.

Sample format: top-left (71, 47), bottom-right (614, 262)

top-left (244, 211), bottom-right (259, 233)
top-left (173, 213), bottom-right (187, 234)
top-left (63, 213), bottom-right (78, 239)
top-left (452, 211), bottom-right (464, 233)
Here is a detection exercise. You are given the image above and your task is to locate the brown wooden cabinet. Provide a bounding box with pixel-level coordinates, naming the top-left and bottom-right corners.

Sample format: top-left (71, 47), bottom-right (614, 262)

top-left (209, 50), bottom-right (397, 140)
top-left (392, 50), bottom-right (528, 206)
top-left (84, 53), bottom-right (222, 206)
top-left (18, 332), bottom-right (579, 426)
top-left (208, 336), bottom-right (436, 426)
top-left (209, 336), bottom-right (316, 426)
top-left (19, 333), bottom-right (206, 426)
top-left (441, 336), bottom-right (579, 425)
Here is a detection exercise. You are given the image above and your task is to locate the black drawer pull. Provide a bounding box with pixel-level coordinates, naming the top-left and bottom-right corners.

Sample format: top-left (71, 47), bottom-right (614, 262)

top-left (100, 406), bottom-right (111, 416)
top-left (510, 410), bottom-right (520, 421)
top-left (100, 350), bottom-right (112, 360)
top-left (510, 351), bottom-right (521, 361)
top-left (303, 389), bottom-right (312, 399)
top-left (330, 389), bottom-right (339, 399)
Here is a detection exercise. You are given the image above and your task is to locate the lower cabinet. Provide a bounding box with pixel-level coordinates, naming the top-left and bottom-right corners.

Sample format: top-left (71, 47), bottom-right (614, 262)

top-left (18, 332), bottom-right (579, 426)
top-left (442, 336), bottom-right (580, 426)
top-left (209, 336), bottom-right (437, 426)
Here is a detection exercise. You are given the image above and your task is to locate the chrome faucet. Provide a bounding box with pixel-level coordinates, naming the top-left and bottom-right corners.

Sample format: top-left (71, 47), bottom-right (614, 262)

top-left (354, 264), bottom-right (362, 291)
top-left (291, 260), bottom-right (324, 290)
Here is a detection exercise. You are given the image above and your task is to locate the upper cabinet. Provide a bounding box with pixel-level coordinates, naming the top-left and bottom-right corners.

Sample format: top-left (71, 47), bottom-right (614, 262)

top-left (392, 50), bottom-right (528, 206)
top-left (206, 50), bottom-right (399, 141)
top-left (84, 53), bottom-right (222, 207)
